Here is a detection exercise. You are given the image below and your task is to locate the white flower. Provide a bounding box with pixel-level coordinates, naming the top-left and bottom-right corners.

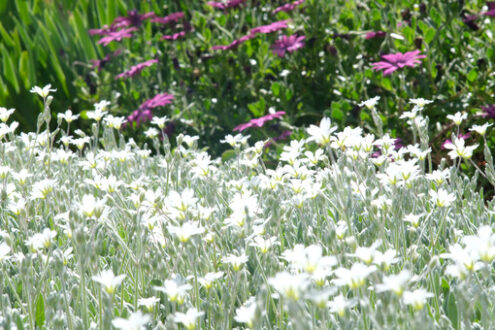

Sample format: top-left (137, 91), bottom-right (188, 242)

top-left (327, 293), bottom-right (357, 317)
top-left (198, 272), bottom-right (224, 289)
top-left (0, 242), bottom-right (11, 262)
top-left (87, 101), bottom-right (110, 121)
top-left (57, 109), bottom-right (80, 124)
top-left (430, 188), bottom-right (455, 208)
top-left (249, 236), bottom-right (277, 254)
top-left (92, 269), bottom-right (125, 294)
top-left (220, 134), bottom-right (250, 148)
top-left (282, 244), bottom-right (337, 274)
top-left (333, 263), bottom-right (377, 289)
top-left (144, 127), bottom-right (160, 139)
top-left (234, 297), bottom-right (257, 328)
top-left (402, 288), bottom-right (433, 310)
top-left (403, 213), bottom-right (422, 228)
top-left (30, 84), bottom-right (56, 98)
top-left (168, 221), bottom-right (205, 243)
top-left (268, 271), bottom-right (310, 301)
top-left (375, 270), bottom-right (412, 296)
top-left (0, 107), bottom-right (15, 122)
top-left (470, 123), bottom-right (492, 136)
top-left (103, 115), bottom-right (125, 130)
top-left (446, 112), bottom-right (467, 126)
top-left (79, 194), bottom-right (107, 219)
top-left (174, 308), bottom-right (204, 330)
top-left (440, 243), bottom-right (482, 278)
top-left (307, 117), bottom-right (337, 145)
top-left (112, 311), bottom-right (150, 330)
top-left (348, 240), bottom-right (382, 264)
top-left (462, 225), bottom-right (495, 263)
top-left (359, 96), bottom-right (381, 110)
top-left (155, 275), bottom-right (192, 304)
top-left (223, 253), bottom-right (249, 271)
top-left (30, 179), bottom-right (56, 200)
top-left (151, 116), bottom-right (168, 129)
top-left (26, 228), bottom-right (57, 252)
top-left (443, 137), bottom-right (478, 160)
top-left (138, 297), bottom-right (160, 312)
top-left (426, 169), bottom-right (450, 185)
top-left (409, 98), bottom-right (433, 108)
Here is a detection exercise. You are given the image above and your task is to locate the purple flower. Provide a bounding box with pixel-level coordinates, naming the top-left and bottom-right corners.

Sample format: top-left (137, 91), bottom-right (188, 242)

top-left (140, 93), bottom-right (174, 110)
top-left (151, 12), bottom-right (184, 25)
top-left (90, 49), bottom-right (122, 70)
top-left (161, 31), bottom-right (187, 40)
top-left (442, 133), bottom-right (470, 149)
top-left (97, 27), bottom-right (138, 46)
top-left (272, 0), bottom-right (305, 14)
top-left (233, 111), bottom-right (286, 132)
top-left (112, 10), bottom-right (155, 28)
top-left (270, 34), bottom-right (306, 57)
top-left (250, 20), bottom-right (289, 35)
top-left (483, 2), bottom-right (495, 16)
top-left (371, 50), bottom-right (426, 76)
top-left (365, 31), bottom-right (386, 39)
top-left (207, 0), bottom-right (247, 10)
top-left (462, 15), bottom-right (479, 30)
top-left (212, 33), bottom-right (256, 51)
top-left (126, 93), bottom-right (174, 127)
top-left (115, 59), bottom-right (158, 79)
top-left (89, 25), bottom-right (117, 36)
top-left (264, 130), bottom-right (292, 148)
top-left (481, 105), bottom-right (495, 119)
top-left (213, 20), bottom-right (289, 52)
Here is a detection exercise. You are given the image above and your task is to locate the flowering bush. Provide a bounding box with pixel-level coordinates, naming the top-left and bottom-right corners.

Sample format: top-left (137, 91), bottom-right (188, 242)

top-left (1, 1), bottom-right (495, 169)
top-left (1, 91), bottom-right (495, 328)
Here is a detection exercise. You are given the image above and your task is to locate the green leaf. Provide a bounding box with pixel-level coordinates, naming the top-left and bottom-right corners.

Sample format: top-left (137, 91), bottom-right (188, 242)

top-left (15, 0), bottom-right (31, 26)
top-left (221, 149), bottom-right (236, 162)
top-left (247, 98), bottom-right (265, 117)
top-left (39, 24), bottom-right (68, 96)
top-left (402, 26), bottom-right (415, 44)
top-left (425, 27), bottom-right (436, 44)
top-left (71, 9), bottom-right (97, 60)
top-left (467, 69), bottom-right (478, 83)
top-left (446, 294), bottom-right (459, 330)
top-left (331, 104), bottom-right (344, 121)
top-left (35, 292), bottom-right (45, 328)
top-left (430, 7), bottom-right (442, 26)
top-left (1, 44), bottom-right (20, 93)
top-left (271, 82), bottom-right (281, 97)
top-left (418, 20), bottom-right (429, 34)
top-left (19, 51), bottom-right (31, 89)
top-left (0, 21), bottom-right (15, 47)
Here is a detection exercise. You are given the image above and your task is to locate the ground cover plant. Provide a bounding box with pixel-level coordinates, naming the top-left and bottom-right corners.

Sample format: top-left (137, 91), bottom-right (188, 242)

top-left (2, 0), bottom-right (495, 168)
top-left (1, 88), bottom-right (495, 329)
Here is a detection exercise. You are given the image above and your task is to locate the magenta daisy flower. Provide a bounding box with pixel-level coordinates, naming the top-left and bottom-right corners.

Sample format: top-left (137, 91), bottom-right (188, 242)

top-left (250, 20), bottom-right (289, 35)
top-left (371, 50), bottom-right (426, 76)
top-left (97, 27), bottom-right (138, 46)
top-left (481, 105), bottom-right (495, 119)
top-left (270, 34), bottom-right (306, 57)
top-left (483, 2), bottom-right (495, 16)
top-left (207, 0), bottom-right (247, 10)
top-left (233, 111), bottom-right (286, 132)
top-left (126, 93), bottom-right (174, 127)
top-left (272, 0), bottom-right (305, 14)
top-left (115, 59), bottom-right (158, 79)
top-left (112, 10), bottom-right (156, 28)
top-left (365, 31), bottom-right (386, 39)
top-left (161, 31), bottom-right (187, 40)
top-left (151, 12), bottom-right (184, 25)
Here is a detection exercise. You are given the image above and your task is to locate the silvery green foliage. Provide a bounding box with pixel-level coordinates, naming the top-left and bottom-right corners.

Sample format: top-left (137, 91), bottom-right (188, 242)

top-left (0, 96), bottom-right (494, 329)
